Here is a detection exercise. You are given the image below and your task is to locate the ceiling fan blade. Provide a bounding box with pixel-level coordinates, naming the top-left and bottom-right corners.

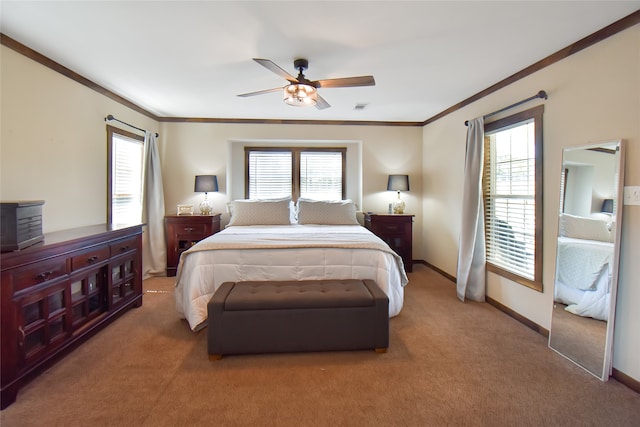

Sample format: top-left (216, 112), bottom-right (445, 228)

top-left (237, 87), bottom-right (283, 97)
top-left (315, 94), bottom-right (331, 110)
top-left (253, 58), bottom-right (299, 83)
top-left (314, 76), bottom-right (375, 88)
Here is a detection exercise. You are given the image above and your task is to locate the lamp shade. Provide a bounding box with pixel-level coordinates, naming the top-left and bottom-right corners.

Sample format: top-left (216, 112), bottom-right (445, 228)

top-left (194, 175), bottom-right (219, 193)
top-left (387, 175), bottom-right (410, 192)
top-left (601, 198), bottom-right (614, 213)
top-left (284, 84), bottom-right (317, 107)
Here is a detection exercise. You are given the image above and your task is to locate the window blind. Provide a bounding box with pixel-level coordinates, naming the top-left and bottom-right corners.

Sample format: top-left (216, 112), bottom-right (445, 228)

top-left (246, 148), bottom-right (345, 200)
top-left (484, 120), bottom-right (536, 280)
top-left (559, 168), bottom-right (567, 213)
top-left (112, 134), bottom-right (143, 224)
top-left (300, 151), bottom-right (343, 200)
top-left (248, 151), bottom-right (292, 199)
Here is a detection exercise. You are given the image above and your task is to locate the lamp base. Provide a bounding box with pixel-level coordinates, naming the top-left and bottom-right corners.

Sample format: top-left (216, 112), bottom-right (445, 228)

top-left (392, 197), bottom-right (405, 215)
top-left (199, 199), bottom-right (213, 215)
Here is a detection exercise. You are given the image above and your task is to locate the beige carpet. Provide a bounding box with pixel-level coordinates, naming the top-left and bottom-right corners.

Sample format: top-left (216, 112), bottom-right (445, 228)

top-left (2, 265), bottom-right (639, 426)
top-left (549, 302), bottom-right (607, 377)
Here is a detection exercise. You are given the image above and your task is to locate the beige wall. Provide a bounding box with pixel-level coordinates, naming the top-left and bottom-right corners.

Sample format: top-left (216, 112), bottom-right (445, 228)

top-left (158, 122), bottom-right (424, 257)
top-left (0, 44), bottom-right (423, 257)
top-left (0, 46), bottom-right (160, 232)
top-left (422, 25), bottom-right (640, 381)
top-left (2, 23), bottom-right (638, 382)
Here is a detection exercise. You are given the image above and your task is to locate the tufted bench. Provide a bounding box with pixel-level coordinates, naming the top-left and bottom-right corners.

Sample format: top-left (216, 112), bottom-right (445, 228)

top-left (207, 279), bottom-right (389, 360)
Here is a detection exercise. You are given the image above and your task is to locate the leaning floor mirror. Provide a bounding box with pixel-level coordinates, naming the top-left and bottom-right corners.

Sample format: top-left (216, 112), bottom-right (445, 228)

top-left (549, 140), bottom-right (625, 381)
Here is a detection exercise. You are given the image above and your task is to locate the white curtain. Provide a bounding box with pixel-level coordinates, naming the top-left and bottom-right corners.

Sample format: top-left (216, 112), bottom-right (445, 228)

top-left (142, 132), bottom-right (166, 279)
top-left (456, 117), bottom-right (486, 302)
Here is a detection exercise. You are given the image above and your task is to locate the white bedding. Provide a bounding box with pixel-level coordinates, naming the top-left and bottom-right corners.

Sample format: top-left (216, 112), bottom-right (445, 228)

top-left (554, 237), bottom-right (613, 321)
top-left (174, 224), bottom-right (409, 331)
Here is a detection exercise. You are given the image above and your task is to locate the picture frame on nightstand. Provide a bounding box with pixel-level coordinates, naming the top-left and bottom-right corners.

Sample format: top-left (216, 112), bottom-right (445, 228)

top-left (176, 204), bottom-right (194, 215)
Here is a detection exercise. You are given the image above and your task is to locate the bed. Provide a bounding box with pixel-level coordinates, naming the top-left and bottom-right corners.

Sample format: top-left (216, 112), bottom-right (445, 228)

top-left (174, 198), bottom-right (409, 331)
top-left (553, 214), bottom-right (614, 321)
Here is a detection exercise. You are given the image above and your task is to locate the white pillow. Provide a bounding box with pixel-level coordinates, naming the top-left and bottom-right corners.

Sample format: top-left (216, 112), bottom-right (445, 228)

top-left (559, 213), bottom-right (613, 242)
top-left (296, 199), bottom-right (359, 225)
top-left (289, 199), bottom-right (298, 224)
top-left (227, 198), bottom-right (293, 226)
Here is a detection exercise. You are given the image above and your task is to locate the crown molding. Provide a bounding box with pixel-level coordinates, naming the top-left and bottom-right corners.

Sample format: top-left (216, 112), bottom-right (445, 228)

top-left (3, 9), bottom-right (638, 128)
top-left (157, 116), bottom-right (423, 126)
top-left (0, 33), bottom-right (421, 127)
top-left (423, 10), bottom-right (640, 126)
top-left (0, 33), bottom-right (160, 121)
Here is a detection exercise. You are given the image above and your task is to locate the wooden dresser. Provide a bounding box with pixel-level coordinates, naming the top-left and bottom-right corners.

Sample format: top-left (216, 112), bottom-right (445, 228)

top-left (364, 213), bottom-right (414, 273)
top-left (0, 224), bottom-right (143, 409)
top-left (165, 214), bottom-right (221, 276)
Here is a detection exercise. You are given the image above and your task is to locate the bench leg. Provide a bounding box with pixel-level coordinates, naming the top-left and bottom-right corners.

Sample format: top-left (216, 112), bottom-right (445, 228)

top-left (375, 348), bottom-right (387, 354)
top-left (209, 354), bottom-right (222, 361)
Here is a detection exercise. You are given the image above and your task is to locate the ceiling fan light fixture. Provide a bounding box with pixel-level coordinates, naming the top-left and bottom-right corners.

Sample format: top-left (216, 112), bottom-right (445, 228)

top-left (284, 84), bottom-right (317, 107)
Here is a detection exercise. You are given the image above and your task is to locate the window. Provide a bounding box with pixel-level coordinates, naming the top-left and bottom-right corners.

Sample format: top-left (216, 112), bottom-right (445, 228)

top-left (560, 168), bottom-right (568, 213)
top-left (107, 125), bottom-right (144, 224)
top-left (247, 150), bottom-right (292, 199)
top-left (245, 147), bottom-right (346, 200)
top-left (483, 105), bottom-right (543, 291)
top-left (300, 151), bottom-right (344, 200)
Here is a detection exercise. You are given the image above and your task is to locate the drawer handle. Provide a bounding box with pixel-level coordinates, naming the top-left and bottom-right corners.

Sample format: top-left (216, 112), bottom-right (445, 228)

top-left (18, 326), bottom-right (25, 347)
top-left (87, 255), bottom-right (99, 264)
top-left (35, 271), bottom-right (52, 281)
top-left (119, 245), bottom-right (130, 252)
top-left (184, 227), bottom-right (195, 232)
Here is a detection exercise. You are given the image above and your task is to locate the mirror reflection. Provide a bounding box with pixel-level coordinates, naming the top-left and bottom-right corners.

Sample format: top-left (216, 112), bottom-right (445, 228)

top-left (549, 140), bottom-right (624, 380)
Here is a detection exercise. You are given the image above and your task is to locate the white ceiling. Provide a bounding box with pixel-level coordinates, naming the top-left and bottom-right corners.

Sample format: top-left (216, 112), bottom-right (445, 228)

top-left (2, 1), bottom-right (638, 123)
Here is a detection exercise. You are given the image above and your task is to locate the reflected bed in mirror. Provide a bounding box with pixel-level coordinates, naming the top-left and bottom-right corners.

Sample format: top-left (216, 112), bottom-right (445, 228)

top-left (549, 140), bottom-right (624, 381)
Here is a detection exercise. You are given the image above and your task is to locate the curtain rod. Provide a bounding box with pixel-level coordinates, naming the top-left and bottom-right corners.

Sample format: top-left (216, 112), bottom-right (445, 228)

top-left (464, 90), bottom-right (547, 126)
top-left (104, 115), bottom-right (159, 137)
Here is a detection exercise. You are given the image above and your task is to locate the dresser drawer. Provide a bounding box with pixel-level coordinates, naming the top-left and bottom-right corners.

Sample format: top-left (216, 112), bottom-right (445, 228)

top-left (110, 237), bottom-right (138, 257)
top-left (173, 223), bottom-right (208, 237)
top-left (70, 246), bottom-right (110, 272)
top-left (12, 257), bottom-right (68, 292)
top-left (373, 222), bottom-right (406, 235)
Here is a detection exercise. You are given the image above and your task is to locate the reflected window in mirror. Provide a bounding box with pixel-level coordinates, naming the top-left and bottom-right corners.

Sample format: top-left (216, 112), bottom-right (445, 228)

top-left (483, 105), bottom-right (544, 291)
top-left (560, 168), bottom-right (568, 213)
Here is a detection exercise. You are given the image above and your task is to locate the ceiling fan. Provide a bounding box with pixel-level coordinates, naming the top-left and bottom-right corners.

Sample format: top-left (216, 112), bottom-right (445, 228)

top-left (237, 58), bottom-right (375, 110)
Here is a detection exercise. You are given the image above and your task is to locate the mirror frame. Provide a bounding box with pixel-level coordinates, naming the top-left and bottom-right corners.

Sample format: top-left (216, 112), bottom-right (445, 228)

top-left (549, 139), bottom-right (625, 381)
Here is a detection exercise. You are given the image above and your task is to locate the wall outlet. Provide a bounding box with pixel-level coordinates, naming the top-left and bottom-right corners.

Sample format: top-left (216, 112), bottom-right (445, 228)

top-left (623, 186), bottom-right (640, 205)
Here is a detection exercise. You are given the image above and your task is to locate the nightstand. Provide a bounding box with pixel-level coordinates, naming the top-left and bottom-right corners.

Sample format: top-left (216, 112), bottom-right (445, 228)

top-left (364, 213), bottom-right (414, 272)
top-left (165, 214), bottom-right (221, 276)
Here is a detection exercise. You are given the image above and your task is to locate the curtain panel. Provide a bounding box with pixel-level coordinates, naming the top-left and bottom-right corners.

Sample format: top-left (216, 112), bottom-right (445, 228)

top-left (456, 117), bottom-right (486, 302)
top-left (142, 132), bottom-right (167, 279)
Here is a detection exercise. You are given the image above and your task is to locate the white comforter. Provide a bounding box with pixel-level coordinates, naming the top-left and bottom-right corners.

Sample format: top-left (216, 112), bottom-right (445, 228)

top-left (175, 224), bottom-right (409, 331)
top-left (554, 237), bottom-right (613, 321)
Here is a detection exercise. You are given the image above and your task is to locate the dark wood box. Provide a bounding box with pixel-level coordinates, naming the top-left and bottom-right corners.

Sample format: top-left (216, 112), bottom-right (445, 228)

top-left (1, 201), bottom-right (45, 252)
